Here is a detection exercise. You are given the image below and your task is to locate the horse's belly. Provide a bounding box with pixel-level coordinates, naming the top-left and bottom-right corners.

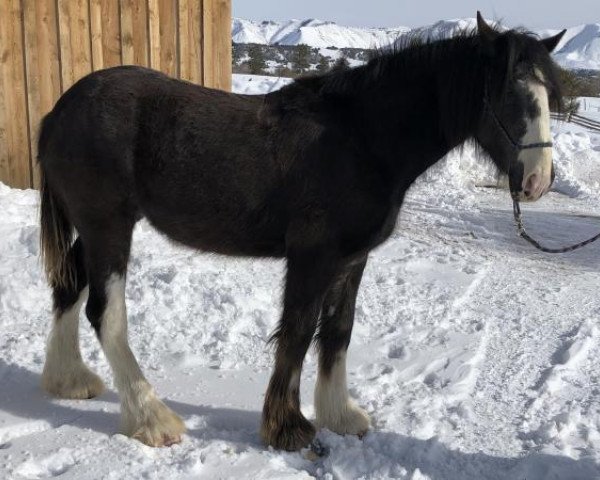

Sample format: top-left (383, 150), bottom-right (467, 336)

top-left (141, 201), bottom-right (288, 258)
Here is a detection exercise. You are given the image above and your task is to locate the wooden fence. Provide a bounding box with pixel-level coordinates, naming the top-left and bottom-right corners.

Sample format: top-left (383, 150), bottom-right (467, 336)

top-left (551, 111), bottom-right (600, 133)
top-left (0, 0), bottom-right (232, 190)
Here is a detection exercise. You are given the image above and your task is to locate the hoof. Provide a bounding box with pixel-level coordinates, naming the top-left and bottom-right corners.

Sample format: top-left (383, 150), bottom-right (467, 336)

top-left (261, 410), bottom-right (316, 451)
top-left (316, 400), bottom-right (371, 437)
top-left (41, 364), bottom-right (105, 400)
top-left (122, 397), bottom-right (186, 447)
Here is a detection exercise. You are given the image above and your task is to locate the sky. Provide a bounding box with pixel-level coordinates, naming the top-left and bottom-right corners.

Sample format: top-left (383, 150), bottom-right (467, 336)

top-left (233, 0), bottom-right (599, 30)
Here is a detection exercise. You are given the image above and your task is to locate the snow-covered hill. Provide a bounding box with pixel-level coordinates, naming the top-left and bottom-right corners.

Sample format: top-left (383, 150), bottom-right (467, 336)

top-left (233, 17), bottom-right (600, 71)
top-left (548, 23), bottom-right (600, 70)
top-left (232, 18), bottom-right (410, 49)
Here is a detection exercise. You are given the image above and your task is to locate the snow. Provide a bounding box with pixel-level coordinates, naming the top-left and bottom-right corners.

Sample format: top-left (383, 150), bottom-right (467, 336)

top-left (2, 75), bottom-right (600, 479)
top-left (578, 97), bottom-right (600, 122)
top-left (232, 18), bottom-right (410, 50)
top-left (547, 24), bottom-right (600, 71)
top-left (233, 17), bottom-right (600, 72)
top-left (232, 74), bottom-right (292, 94)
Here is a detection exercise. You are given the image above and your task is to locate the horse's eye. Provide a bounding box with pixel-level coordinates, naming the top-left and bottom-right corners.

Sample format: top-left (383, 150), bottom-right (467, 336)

top-left (514, 66), bottom-right (528, 80)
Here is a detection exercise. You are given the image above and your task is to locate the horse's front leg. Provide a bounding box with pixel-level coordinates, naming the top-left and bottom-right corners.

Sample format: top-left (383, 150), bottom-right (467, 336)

top-left (261, 250), bottom-right (338, 451)
top-left (314, 256), bottom-right (371, 436)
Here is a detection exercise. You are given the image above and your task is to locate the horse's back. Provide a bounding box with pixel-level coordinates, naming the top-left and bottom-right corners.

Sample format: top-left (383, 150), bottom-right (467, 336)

top-left (38, 66), bottom-right (287, 255)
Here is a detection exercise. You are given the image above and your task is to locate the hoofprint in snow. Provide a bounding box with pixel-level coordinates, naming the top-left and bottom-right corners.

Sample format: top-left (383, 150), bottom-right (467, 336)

top-left (1, 75), bottom-right (600, 479)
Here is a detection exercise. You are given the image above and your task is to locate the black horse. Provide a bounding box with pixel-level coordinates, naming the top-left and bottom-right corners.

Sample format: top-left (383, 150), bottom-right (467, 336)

top-left (38, 13), bottom-right (565, 451)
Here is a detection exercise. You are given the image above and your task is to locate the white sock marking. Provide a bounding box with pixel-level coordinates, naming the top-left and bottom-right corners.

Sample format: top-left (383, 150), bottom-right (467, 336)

top-left (42, 287), bottom-right (105, 398)
top-left (314, 351), bottom-right (371, 435)
top-left (100, 275), bottom-right (184, 444)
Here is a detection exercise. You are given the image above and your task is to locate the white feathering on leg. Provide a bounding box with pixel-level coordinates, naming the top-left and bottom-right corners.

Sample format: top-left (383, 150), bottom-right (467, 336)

top-left (100, 275), bottom-right (185, 447)
top-left (41, 287), bottom-right (105, 399)
top-left (314, 351), bottom-right (371, 436)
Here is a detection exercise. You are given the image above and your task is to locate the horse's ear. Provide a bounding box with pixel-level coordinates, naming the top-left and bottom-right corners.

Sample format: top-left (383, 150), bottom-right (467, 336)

top-left (541, 29), bottom-right (566, 52)
top-left (477, 11), bottom-right (497, 45)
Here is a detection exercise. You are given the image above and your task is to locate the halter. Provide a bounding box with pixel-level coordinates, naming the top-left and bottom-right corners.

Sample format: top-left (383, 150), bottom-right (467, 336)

top-left (482, 90), bottom-right (553, 152)
top-left (482, 81), bottom-right (600, 253)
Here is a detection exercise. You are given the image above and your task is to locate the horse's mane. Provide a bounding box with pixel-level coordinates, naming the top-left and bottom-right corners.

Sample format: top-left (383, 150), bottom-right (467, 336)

top-left (285, 26), bottom-right (562, 109)
top-left (268, 25), bottom-right (563, 150)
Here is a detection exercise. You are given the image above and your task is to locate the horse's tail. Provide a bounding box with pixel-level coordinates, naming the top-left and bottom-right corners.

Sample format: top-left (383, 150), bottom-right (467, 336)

top-left (39, 117), bottom-right (75, 290)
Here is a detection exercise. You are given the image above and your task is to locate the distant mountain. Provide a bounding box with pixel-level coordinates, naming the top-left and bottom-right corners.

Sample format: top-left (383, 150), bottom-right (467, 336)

top-left (232, 18), bottom-right (410, 49)
top-left (543, 24), bottom-right (600, 70)
top-left (232, 18), bottom-right (600, 71)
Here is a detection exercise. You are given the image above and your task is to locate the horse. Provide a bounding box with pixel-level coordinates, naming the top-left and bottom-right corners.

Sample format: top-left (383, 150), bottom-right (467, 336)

top-left (38, 13), bottom-right (565, 451)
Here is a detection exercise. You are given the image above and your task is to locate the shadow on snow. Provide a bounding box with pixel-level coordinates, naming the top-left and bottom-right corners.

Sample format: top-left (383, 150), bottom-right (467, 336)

top-left (0, 360), bottom-right (598, 480)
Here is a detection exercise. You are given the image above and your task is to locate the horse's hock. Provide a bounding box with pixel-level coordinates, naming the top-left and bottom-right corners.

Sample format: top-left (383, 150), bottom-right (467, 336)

top-left (0, 0), bottom-right (232, 190)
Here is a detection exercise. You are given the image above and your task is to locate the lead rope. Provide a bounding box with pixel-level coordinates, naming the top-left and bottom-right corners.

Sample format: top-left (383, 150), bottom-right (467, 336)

top-left (513, 199), bottom-right (600, 253)
top-left (482, 80), bottom-right (600, 253)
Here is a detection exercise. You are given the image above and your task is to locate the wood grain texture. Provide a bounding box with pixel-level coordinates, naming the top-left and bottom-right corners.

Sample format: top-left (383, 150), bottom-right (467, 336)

top-left (22, 0), bottom-right (61, 188)
top-left (203, 0), bottom-right (231, 90)
top-left (178, 0), bottom-right (203, 83)
top-left (159, 0), bottom-right (177, 76)
top-left (0, 0), bottom-right (232, 188)
top-left (148, 0), bottom-right (161, 70)
top-left (120, 0), bottom-right (149, 66)
top-left (90, 0), bottom-right (122, 69)
top-left (0, 0), bottom-right (31, 188)
top-left (57, 0), bottom-right (92, 90)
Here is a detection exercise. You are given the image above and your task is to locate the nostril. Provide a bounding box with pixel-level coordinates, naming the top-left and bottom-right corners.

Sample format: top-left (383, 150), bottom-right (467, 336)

top-left (524, 173), bottom-right (540, 198)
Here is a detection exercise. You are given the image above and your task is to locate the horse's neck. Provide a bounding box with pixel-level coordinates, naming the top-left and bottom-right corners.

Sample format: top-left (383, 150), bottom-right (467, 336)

top-left (358, 50), bottom-right (484, 185)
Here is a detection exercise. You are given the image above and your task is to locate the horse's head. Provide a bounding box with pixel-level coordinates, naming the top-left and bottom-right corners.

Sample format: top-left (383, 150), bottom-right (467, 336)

top-left (474, 12), bottom-right (565, 202)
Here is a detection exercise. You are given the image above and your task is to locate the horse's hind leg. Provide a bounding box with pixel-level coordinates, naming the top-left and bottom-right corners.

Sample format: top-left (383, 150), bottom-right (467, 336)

top-left (314, 257), bottom-right (371, 436)
top-left (83, 224), bottom-right (185, 447)
top-left (41, 237), bottom-right (105, 399)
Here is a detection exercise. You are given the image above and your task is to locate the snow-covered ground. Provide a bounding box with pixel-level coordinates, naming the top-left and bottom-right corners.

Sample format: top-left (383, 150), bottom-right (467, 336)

top-left (2, 75), bottom-right (600, 479)
top-left (579, 97), bottom-right (600, 122)
top-left (232, 74), bottom-right (292, 94)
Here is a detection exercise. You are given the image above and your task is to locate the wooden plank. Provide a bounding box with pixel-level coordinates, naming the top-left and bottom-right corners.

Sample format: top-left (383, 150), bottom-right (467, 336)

top-left (121, 0), bottom-right (149, 66)
top-left (22, 0), bottom-right (61, 188)
top-left (89, 0), bottom-right (104, 69)
top-left (203, 0), bottom-right (231, 90)
top-left (57, 0), bottom-right (92, 90)
top-left (202, 0), bottom-right (215, 87)
top-left (178, 0), bottom-right (203, 83)
top-left (159, 0), bottom-right (177, 77)
top-left (178, 0), bottom-right (189, 79)
top-left (91, 0), bottom-right (121, 70)
top-left (149, 0), bottom-right (177, 76)
top-left (215, 0), bottom-right (231, 91)
top-left (0, 0), bottom-right (32, 188)
top-left (102, 0), bottom-right (121, 68)
top-left (148, 0), bottom-right (161, 70)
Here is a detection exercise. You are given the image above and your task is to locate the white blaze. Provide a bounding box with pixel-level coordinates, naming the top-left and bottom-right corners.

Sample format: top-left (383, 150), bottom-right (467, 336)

top-left (518, 68), bottom-right (553, 200)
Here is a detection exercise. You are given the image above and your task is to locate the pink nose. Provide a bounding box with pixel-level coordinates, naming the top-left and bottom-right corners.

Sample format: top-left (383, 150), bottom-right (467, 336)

top-left (523, 173), bottom-right (541, 199)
